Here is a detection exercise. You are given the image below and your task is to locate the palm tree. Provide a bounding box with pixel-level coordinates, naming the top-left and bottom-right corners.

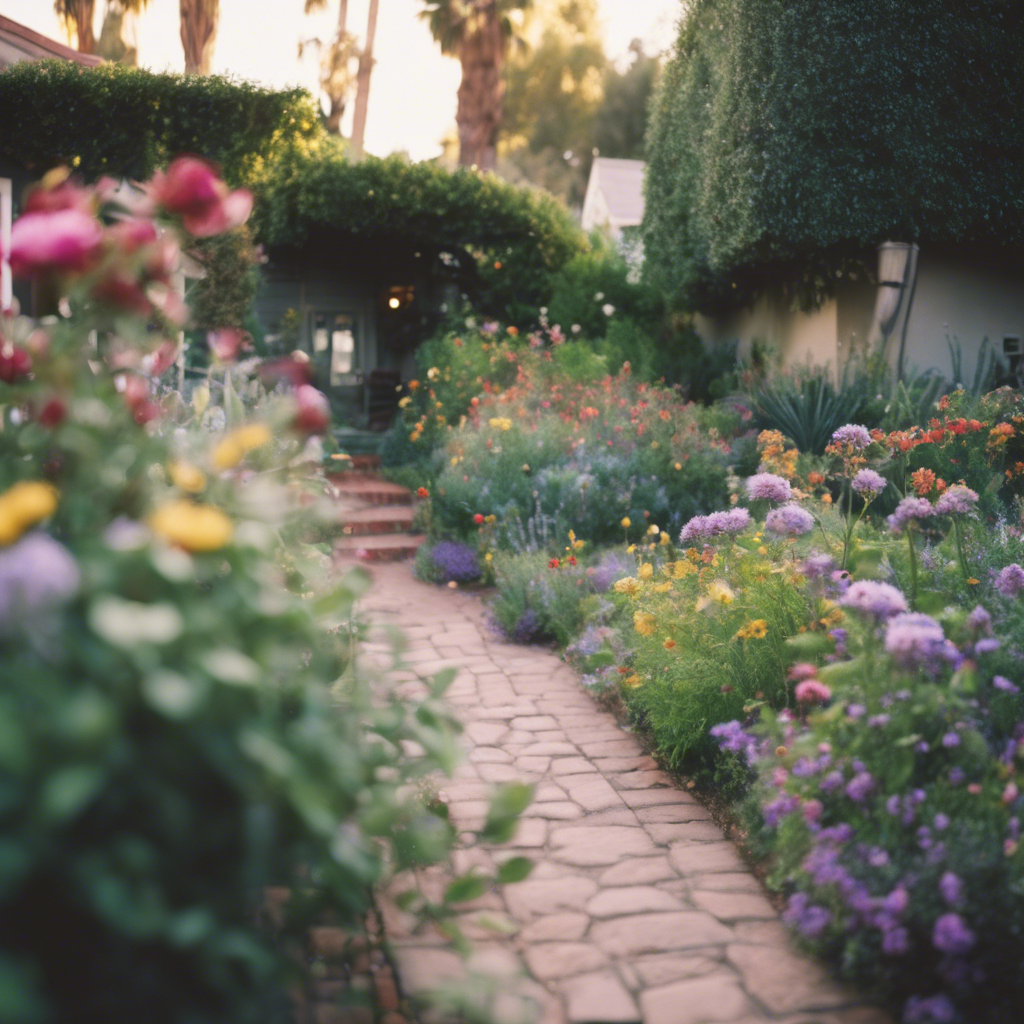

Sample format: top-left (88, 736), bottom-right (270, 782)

top-left (420, 0), bottom-right (532, 170)
top-left (97, 0), bottom-right (152, 64)
top-left (300, 0), bottom-right (358, 136)
top-left (54, 0), bottom-right (97, 53)
top-left (349, 0), bottom-right (379, 157)
top-left (180, 0), bottom-right (219, 75)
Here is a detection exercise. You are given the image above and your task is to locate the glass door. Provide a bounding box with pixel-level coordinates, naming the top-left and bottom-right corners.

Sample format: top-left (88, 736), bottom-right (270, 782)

top-left (310, 311), bottom-right (361, 387)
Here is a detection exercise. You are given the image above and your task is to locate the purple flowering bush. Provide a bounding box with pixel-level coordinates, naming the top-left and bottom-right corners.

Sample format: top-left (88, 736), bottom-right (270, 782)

top-left (415, 539), bottom-right (483, 583)
top-left (725, 582), bottom-right (1024, 1023)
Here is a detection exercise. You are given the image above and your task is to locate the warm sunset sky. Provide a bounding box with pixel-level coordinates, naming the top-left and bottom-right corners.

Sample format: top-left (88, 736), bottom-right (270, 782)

top-left (0, 0), bottom-right (681, 160)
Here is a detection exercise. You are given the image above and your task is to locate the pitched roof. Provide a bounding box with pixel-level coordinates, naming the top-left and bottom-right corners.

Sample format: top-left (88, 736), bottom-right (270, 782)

top-left (591, 157), bottom-right (645, 225)
top-left (0, 14), bottom-right (103, 69)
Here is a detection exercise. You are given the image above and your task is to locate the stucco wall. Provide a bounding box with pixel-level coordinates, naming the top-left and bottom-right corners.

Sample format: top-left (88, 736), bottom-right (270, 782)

top-left (902, 249), bottom-right (1024, 384)
top-left (695, 289), bottom-right (839, 373)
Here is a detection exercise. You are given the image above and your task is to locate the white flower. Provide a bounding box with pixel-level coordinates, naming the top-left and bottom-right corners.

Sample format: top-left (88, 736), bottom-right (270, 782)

top-left (571, 324), bottom-right (581, 334)
top-left (602, 304), bottom-right (616, 316)
top-left (594, 292), bottom-right (604, 301)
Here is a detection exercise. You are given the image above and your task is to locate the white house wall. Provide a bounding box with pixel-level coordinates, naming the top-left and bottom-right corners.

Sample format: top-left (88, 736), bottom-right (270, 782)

top-left (903, 251), bottom-right (1024, 384)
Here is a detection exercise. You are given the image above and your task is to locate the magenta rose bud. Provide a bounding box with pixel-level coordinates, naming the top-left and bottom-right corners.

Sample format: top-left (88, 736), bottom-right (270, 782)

top-left (293, 385), bottom-right (331, 435)
top-left (9, 209), bottom-right (103, 277)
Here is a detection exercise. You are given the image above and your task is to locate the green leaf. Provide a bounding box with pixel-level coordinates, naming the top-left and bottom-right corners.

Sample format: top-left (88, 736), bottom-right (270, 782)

top-left (496, 857), bottom-right (533, 884)
top-left (785, 632), bottom-right (832, 657)
top-left (444, 874), bottom-right (489, 904)
top-left (40, 766), bottom-right (104, 822)
top-left (486, 782), bottom-right (535, 820)
top-left (430, 667), bottom-right (458, 697)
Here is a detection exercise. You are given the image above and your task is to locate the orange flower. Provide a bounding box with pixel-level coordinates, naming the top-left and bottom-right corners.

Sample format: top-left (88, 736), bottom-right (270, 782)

top-left (417, 487), bottom-right (429, 499)
top-left (911, 468), bottom-right (936, 496)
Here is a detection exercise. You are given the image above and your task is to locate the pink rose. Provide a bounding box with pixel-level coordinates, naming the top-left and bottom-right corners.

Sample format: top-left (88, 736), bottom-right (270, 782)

top-left (788, 662), bottom-right (819, 681)
top-left (207, 327), bottom-right (248, 362)
top-left (150, 157), bottom-right (253, 237)
top-left (9, 209), bottom-right (103, 277)
top-left (293, 385), bottom-right (331, 435)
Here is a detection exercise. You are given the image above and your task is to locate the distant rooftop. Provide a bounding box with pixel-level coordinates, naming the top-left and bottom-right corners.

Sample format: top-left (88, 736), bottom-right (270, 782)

top-left (0, 14), bottom-right (103, 69)
top-left (581, 157), bottom-right (645, 238)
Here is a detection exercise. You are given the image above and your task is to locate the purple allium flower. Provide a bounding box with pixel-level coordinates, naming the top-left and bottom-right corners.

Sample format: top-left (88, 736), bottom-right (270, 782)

top-left (745, 472), bottom-right (792, 502)
top-left (887, 496), bottom-right (935, 533)
top-left (801, 553), bottom-right (835, 579)
top-left (763, 793), bottom-right (800, 828)
top-left (883, 927), bottom-right (910, 955)
top-left (966, 605), bottom-right (992, 633)
top-left (678, 507), bottom-right (751, 544)
top-left (795, 679), bottom-right (832, 704)
top-left (782, 892), bottom-right (832, 938)
top-left (939, 872), bottom-right (963, 905)
top-left (934, 814), bottom-right (950, 831)
top-left (587, 550), bottom-right (635, 593)
top-left (766, 503), bottom-right (816, 537)
top-left (820, 770), bottom-right (845, 793)
top-left (975, 637), bottom-right (1001, 655)
top-left (886, 795), bottom-right (901, 816)
top-left (884, 887), bottom-right (909, 914)
top-left (846, 771), bottom-right (875, 803)
top-left (948, 767), bottom-right (965, 785)
top-left (512, 608), bottom-right (544, 644)
top-left (934, 484), bottom-right (979, 516)
top-left (904, 994), bottom-right (956, 1023)
top-left (869, 714), bottom-right (891, 728)
top-left (710, 720), bottom-right (760, 765)
top-left (868, 847), bottom-right (890, 867)
top-left (941, 731), bottom-right (961, 748)
top-left (829, 627), bottom-right (848, 654)
top-left (832, 424), bottom-right (872, 449)
top-left (0, 531), bottom-right (80, 628)
top-left (840, 580), bottom-right (909, 619)
top-left (932, 913), bottom-right (975, 954)
top-left (994, 563), bottom-right (1024, 598)
top-left (884, 612), bottom-right (956, 669)
top-left (851, 468), bottom-right (887, 497)
top-left (993, 675), bottom-right (1020, 693)
top-left (847, 703), bottom-right (866, 719)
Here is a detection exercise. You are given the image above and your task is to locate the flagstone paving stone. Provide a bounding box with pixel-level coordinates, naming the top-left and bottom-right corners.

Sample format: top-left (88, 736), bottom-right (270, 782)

top-left (356, 563), bottom-right (892, 1024)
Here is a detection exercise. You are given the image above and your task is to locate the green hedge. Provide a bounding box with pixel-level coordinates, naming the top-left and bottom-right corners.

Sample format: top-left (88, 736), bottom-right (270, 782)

top-left (250, 141), bottom-right (588, 319)
top-left (643, 0), bottom-right (1024, 310)
top-left (0, 61), bottom-right (321, 185)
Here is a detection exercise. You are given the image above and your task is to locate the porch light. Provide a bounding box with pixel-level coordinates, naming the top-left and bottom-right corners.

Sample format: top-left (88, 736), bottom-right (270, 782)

top-left (388, 297), bottom-right (401, 309)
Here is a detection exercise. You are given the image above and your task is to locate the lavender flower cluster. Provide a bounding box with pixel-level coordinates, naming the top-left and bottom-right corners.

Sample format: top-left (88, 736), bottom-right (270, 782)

top-left (887, 496), bottom-right (934, 534)
top-left (851, 468), bottom-right (887, 497)
top-left (428, 540), bottom-right (482, 582)
top-left (884, 613), bottom-right (960, 671)
top-left (839, 580), bottom-right (909, 619)
top-left (0, 532), bottom-right (80, 630)
top-left (934, 483), bottom-right (978, 516)
top-left (994, 563), bottom-right (1024, 598)
top-left (678, 507), bottom-right (751, 545)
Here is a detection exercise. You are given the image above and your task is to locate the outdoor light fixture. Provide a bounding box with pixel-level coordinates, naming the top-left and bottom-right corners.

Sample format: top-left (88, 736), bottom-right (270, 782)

top-left (388, 297), bottom-right (401, 309)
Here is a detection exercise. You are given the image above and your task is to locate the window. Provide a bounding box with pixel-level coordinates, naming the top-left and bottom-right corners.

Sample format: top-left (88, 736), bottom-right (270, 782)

top-left (311, 312), bottom-right (359, 386)
top-left (1004, 336), bottom-right (1021, 377)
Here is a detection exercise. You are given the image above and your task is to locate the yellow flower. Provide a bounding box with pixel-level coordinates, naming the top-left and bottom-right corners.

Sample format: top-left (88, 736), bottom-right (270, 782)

top-left (398, 396), bottom-right (412, 408)
top-left (573, 538), bottom-right (586, 550)
top-left (663, 639), bottom-right (676, 650)
top-left (489, 417), bottom-right (512, 431)
top-left (568, 529), bottom-right (576, 543)
top-left (621, 517), bottom-right (631, 529)
top-left (212, 423), bottom-right (272, 470)
top-left (967, 577), bottom-right (980, 586)
top-left (758, 545), bottom-right (769, 555)
top-left (427, 367), bottom-right (439, 380)
top-left (707, 580), bottom-right (735, 605)
top-left (735, 619), bottom-right (769, 640)
top-left (660, 532), bottom-right (671, 545)
top-left (192, 384), bottom-right (210, 417)
top-left (626, 544), bottom-right (636, 553)
top-left (672, 560), bottom-right (696, 579)
top-left (638, 562), bottom-right (653, 580)
top-left (614, 577), bottom-right (640, 596)
top-left (821, 493), bottom-right (833, 505)
top-left (0, 481), bottom-right (59, 546)
top-left (653, 581), bottom-right (673, 593)
top-left (168, 461), bottom-right (207, 494)
top-left (149, 500), bottom-right (233, 552)
top-left (634, 611), bottom-right (657, 636)
top-left (409, 430), bottom-right (421, 442)
top-left (485, 552), bottom-right (493, 562)
top-left (674, 462), bottom-right (682, 470)
top-left (623, 674), bottom-right (643, 688)
top-left (647, 524), bottom-right (660, 535)
top-left (485, 514), bottom-right (497, 524)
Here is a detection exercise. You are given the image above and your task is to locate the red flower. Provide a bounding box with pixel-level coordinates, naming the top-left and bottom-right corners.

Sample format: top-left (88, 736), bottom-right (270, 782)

top-left (567, 556), bottom-right (577, 566)
top-left (417, 487), bottom-right (429, 499)
top-left (208, 327), bottom-right (249, 363)
top-left (548, 558), bottom-right (560, 569)
top-left (9, 209), bottom-right (103, 278)
top-left (0, 345), bottom-right (32, 383)
top-left (473, 513), bottom-right (485, 525)
top-left (38, 397), bottom-right (67, 427)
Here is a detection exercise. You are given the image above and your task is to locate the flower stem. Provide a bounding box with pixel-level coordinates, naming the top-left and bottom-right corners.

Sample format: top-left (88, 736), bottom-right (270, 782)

top-left (953, 518), bottom-right (969, 580)
top-left (907, 526), bottom-right (919, 610)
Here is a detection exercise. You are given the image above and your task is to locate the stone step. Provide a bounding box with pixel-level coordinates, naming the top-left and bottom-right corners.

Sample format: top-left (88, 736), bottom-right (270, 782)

top-left (340, 504), bottom-right (416, 536)
top-left (335, 533), bottom-right (426, 562)
top-left (330, 476), bottom-right (414, 506)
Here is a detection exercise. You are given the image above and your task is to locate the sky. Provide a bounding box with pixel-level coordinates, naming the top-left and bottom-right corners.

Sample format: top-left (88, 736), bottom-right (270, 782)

top-left (1, 0), bottom-right (682, 161)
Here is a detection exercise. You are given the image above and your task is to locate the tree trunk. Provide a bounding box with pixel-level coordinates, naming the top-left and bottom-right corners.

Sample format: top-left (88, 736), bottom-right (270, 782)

top-left (180, 0), bottom-right (218, 75)
top-left (323, 0), bottom-right (349, 135)
top-left (456, 5), bottom-right (505, 171)
top-left (349, 0), bottom-right (379, 158)
top-left (65, 0), bottom-right (97, 53)
top-left (97, 0), bottom-right (139, 65)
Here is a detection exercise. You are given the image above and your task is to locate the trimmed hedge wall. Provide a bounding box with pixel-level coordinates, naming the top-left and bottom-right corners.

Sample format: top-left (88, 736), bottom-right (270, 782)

top-left (643, 0), bottom-right (1024, 311)
top-left (0, 60), bottom-right (321, 185)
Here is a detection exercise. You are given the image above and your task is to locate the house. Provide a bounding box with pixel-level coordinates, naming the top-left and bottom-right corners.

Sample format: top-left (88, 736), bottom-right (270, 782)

top-left (581, 157), bottom-right (645, 242)
top-left (643, 1), bottom-right (1024, 386)
top-left (0, 15), bottom-right (102, 313)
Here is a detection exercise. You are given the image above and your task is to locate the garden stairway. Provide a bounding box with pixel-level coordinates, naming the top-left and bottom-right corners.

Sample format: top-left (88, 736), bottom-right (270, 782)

top-left (354, 562), bottom-right (895, 1024)
top-left (331, 456), bottom-right (426, 563)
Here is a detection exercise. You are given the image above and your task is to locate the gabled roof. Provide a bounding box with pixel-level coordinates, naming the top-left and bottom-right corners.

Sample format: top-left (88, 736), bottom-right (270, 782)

top-left (0, 14), bottom-right (103, 69)
top-left (587, 157), bottom-right (645, 227)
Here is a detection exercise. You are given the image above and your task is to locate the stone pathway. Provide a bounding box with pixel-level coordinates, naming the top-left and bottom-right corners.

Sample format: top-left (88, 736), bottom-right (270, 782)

top-left (357, 563), bottom-right (891, 1024)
